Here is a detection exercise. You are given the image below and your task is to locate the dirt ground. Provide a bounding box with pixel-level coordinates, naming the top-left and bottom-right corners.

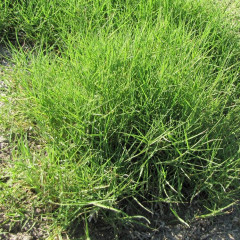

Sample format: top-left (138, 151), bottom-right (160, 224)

top-left (0, 196), bottom-right (240, 240)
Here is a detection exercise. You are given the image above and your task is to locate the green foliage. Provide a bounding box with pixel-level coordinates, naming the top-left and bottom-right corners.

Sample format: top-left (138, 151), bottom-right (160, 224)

top-left (1, 0), bottom-right (240, 237)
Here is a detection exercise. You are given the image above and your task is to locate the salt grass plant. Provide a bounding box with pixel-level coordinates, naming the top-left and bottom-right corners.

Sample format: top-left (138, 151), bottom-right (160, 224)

top-left (1, 0), bottom-right (240, 237)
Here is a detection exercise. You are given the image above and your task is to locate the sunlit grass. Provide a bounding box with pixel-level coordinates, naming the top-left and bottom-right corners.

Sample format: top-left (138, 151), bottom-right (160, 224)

top-left (1, 0), bottom-right (240, 238)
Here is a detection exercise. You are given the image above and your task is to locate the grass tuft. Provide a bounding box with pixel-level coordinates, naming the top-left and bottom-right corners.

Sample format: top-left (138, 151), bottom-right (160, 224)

top-left (1, 0), bottom-right (240, 237)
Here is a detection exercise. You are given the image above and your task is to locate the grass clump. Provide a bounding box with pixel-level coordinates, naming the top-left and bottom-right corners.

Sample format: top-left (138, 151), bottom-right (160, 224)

top-left (1, 0), bottom-right (240, 237)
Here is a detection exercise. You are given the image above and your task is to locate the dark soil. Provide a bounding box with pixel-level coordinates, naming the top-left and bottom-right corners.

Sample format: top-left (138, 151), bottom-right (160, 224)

top-left (0, 202), bottom-right (239, 239)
